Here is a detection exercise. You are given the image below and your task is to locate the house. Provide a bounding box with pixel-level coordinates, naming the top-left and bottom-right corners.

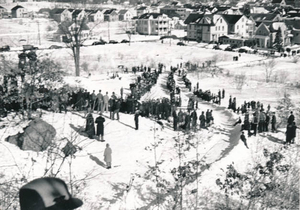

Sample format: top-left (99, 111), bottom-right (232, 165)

top-left (0, 6), bottom-right (7, 18)
top-left (119, 9), bottom-right (133, 21)
top-left (219, 35), bottom-right (247, 47)
top-left (184, 13), bottom-right (204, 40)
top-left (137, 6), bottom-right (150, 17)
top-left (103, 9), bottom-right (118, 22)
top-left (271, 0), bottom-right (298, 7)
top-left (222, 7), bottom-right (243, 15)
top-left (11, 5), bottom-right (26, 18)
top-left (254, 22), bottom-right (290, 49)
top-left (222, 14), bottom-right (254, 37)
top-left (86, 10), bottom-right (104, 22)
top-left (160, 6), bottom-right (192, 20)
top-left (53, 8), bottom-right (73, 22)
top-left (284, 18), bottom-right (300, 44)
top-left (53, 21), bottom-right (91, 42)
top-left (72, 9), bottom-right (85, 21)
top-left (136, 13), bottom-right (171, 35)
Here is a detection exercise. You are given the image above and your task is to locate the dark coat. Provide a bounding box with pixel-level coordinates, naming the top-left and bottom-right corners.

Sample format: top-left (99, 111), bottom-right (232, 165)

top-left (95, 116), bottom-right (105, 136)
top-left (85, 113), bottom-right (95, 137)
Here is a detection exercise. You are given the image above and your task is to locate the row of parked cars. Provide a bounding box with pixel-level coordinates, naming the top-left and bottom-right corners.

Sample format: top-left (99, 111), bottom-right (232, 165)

top-left (91, 39), bottom-right (129, 45)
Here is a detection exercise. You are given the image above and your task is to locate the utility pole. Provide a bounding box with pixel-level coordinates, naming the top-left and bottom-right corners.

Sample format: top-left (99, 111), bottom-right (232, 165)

top-left (37, 21), bottom-right (41, 45)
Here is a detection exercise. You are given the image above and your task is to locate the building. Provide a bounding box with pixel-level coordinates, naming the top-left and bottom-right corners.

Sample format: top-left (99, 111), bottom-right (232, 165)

top-left (86, 10), bottom-right (104, 22)
top-left (104, 9), bottom-right (118, 22)
top-left (160, 6), bottom-right (192, 20)
top-left (11, 5), bottom-right (26, 18)
top-left (137, 6), bottom-right (150, 17)
top-left (0, 6), bottom-right (7, 18)
top-left (53, 21), bottom-right (91, 42)
top-left (72, 9), bottom-right (85, 21)
top-left (254, 22), bottom-right (290, 49)
top-left (53, 9), bottom-right (73, 22)
top-left (219, 35), bottom-right (247, 47)
top-left (284, 18), bottom-right (300, 44)
top-left (119, 9), bottom-right (133, 21)
top-left (249, 13), bottom-right (282, 25)
top-left (222, 14), bottom-right (254, 37)
top-left (136, 13), bottom-right (171, 35)
top-left (184, 13), bottom-right (204, 40)
top-left (271, 0), bottom-right (298, 7)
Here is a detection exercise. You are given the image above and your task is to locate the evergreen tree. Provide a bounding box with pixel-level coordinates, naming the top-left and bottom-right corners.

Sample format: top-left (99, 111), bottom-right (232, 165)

top-left (274, 27), bottom-right (283, 52)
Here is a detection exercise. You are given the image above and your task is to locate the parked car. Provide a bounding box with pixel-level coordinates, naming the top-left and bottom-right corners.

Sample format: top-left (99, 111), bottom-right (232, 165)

top-left (238, 48), bottom-right (248, 53)
top-left (92, 40), bottom-right (106, 45)
top-left (23, 45), bottom-right (38, 50)
top-left (0, 45), bottom-right (10, 52)
top-left (224, 46), bottom-right (233, 51)
top-left (109, 40), bottom-right (118, 44)
top-left (49, 45), bottom-right (63, 49)
top-left (213, 45), bottom-right (221, 50)
top-left (121, 39), bottom-right (130, 43)
top-left (177, 42), bottom-right (186, 46)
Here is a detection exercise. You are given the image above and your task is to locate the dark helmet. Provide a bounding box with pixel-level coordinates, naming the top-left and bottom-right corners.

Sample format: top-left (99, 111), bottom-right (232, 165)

top-left (19, 177), bottom-right (83, 210)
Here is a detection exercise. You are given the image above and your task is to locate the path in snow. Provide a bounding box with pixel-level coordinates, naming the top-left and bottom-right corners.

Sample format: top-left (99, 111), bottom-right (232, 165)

top-left (175, 73), bottom-right (242, 165)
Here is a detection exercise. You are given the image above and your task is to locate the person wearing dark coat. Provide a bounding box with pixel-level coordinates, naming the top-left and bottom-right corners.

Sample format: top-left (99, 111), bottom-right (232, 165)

top-left (286, 122), bottom-right (297, 144)
top-left (228, 96), bottom-right (232, 109)
top-left (222, 89), bottom-right (225, 99)
top-left (95, 114), bottom-right (105, 141)
top-left (199, 111), bottom-right (206, 128)
top-left (85, 110), bottom-right (95, 139)
top-left (240, 131), bottom-right (249, 149)
top-left (288, 111), bottom-right (295, 125)
top-left (134, 110), bottom-right (140, 130)
top-left (184, 111), bottom-right (191, 131)
top-left (191, 109), bottom-right (197, 129)
top-left (172, 109), bottom-right (178, 131)
top-left (271, 112), bottom-right (277, 132)
top-left (265, 113), bottom-right (270, 132)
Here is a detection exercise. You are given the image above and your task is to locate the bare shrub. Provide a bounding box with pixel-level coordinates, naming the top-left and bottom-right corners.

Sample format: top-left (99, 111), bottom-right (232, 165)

top-left (264, 59), bottom-right (276, 83)
top-left (81, 62), bottom-right (89, 73)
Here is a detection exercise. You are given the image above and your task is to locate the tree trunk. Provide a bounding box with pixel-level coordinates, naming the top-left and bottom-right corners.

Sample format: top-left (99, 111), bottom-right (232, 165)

top-left (75, 45), bottom-right (80, 77)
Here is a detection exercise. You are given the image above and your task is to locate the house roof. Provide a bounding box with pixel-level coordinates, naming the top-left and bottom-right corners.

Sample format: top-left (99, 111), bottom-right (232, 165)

top-left (85, 9), bottom-right (99, 14)
top-left (0, 6), bottom-right (6, 9)
top-left (222, 14), bottom-right (242, 24)
top-left (119, 9), bottom-right (128, 15)
top-left (271, 0), bottom-right (283, 3)
top-left (104, 9), bottom-right (116, 15)
top-left (11, 5), bottom-right (24, 10)
top-left (284, 18), bottom-right (300, 29)
top-left (184, 13), bottom-right (204, 24)
top-left (165, 11), bottom-right (181, 18)
top-left (137, 6), bottom-right (147, 10)
top-left (139, 13), bottom-right (164, 19)
top-left (53, 8), bottom-right (66, 14)
top-left (249, 13), bottom-right (279, 22)
top-left (72, 9), bottom-right (83, 17)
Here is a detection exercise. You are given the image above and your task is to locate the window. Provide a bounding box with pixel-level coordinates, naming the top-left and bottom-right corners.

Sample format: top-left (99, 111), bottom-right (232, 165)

top-left (237, 25), bottom-right (239, 29)
top-left (218, 26), bottom-right (220, 30)
top-left (208, 27), bottom-right (210, 32)
top-left (215, 26), bottom-right (217, 31)
top-left (220, 19), bottom-right (222, 23)
top-left (222, 26), bottom-right (224, 31)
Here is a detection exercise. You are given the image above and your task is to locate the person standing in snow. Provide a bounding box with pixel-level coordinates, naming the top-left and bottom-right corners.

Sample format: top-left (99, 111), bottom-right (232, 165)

top-left (104, 143), bottom-right (112, 169)
top-left (240, 131), bottom-right (249, 149)
top-left (271, 112), bottom-right (277, 132)
top-left (172, 108), bottom-right (178, 131)
top-left (134, 110), bottom-right (140, 130)
top-left (191, 109), bottom-right (198, 129)
top-left (199, 111), bottom-right (206, 128)
top-left (95, 114), bottom-right (105, 141)
top-left (97, 90), bottom-right (103, 113)
top-left (252, 113), bottom-right (258, 136)
top-left (103, 92), bottom-right (109, 113)
top-left (85, 109), bottom-right (95, 139)
top-left (288, 111), bottom-right (295, 125)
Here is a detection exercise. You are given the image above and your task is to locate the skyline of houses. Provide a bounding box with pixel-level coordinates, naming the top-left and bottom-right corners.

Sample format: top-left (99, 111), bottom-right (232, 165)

top-left (0, 1), bottom-right (300, 49)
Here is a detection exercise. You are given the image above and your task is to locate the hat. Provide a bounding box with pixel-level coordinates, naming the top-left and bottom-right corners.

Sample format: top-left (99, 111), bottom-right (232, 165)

top-left (19, 177), bottom-right (83, 210)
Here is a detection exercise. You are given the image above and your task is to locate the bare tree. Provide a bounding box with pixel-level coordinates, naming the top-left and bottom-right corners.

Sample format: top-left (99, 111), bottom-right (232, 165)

top-left (264, 58), bottom-right (276, 83)
top-left (58, 17), bottom-right (91, 77)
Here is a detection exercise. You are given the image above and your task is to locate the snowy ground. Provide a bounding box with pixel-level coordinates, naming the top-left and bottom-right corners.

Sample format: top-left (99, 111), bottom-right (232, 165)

top-left (0, 41), bottom-right (300, 209)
